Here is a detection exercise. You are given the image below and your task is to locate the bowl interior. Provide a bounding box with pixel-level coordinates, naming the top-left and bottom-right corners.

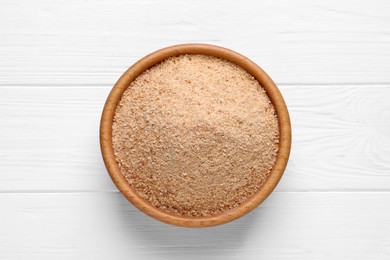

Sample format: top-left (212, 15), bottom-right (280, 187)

top-left (100, 44), bottom-right (291, 227)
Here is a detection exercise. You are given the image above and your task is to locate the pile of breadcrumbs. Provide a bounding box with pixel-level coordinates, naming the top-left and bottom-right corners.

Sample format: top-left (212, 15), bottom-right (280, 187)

top-left (112, 54), bottom-right (279, 217)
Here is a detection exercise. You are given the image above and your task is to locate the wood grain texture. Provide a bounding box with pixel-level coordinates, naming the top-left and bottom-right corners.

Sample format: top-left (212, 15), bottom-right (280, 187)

top-left (1, 0), bottom-right (390, 258)
top-left (1, 192), bottom-right (389, 259)
top-left (1, 0), bottom-right (390, 86)
top-left (0, 86), bottom-right (389, 192)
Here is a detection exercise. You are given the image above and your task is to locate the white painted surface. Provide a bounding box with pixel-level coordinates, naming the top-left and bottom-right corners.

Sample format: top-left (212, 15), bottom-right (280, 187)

top-left (1, 192), bottom-right (390, 259)
top-left (0, 0), bottom-right (390, 259)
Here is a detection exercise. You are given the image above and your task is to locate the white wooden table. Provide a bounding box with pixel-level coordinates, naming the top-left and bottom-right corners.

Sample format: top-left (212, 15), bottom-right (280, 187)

top-left (1, 0), bottom-right (390, 259)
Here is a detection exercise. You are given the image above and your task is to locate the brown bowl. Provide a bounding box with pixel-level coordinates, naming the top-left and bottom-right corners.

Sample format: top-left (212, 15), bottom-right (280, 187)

top-left (100, 44), bottom-right (291, 228)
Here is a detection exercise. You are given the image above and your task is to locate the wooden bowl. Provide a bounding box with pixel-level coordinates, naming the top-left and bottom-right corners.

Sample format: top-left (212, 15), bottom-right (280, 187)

top-left (100, 44), bottom-right (291, 228)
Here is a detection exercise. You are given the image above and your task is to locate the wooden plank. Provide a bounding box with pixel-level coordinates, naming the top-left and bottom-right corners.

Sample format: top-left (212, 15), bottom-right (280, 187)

top-left (0, 86), bottom-right (389, 192)
top-left (1, 0), bottom-right (390, 85)
top-left (0, 192), bottom-right (389, 259)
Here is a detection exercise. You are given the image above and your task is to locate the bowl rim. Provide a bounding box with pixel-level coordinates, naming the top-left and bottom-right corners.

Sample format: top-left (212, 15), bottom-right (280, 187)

top-left (100, 43), bottom-right (291, 228)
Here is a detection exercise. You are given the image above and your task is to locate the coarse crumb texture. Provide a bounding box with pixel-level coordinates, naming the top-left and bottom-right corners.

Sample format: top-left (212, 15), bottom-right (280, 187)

top-left (112, 54), bottom-right (279, 217)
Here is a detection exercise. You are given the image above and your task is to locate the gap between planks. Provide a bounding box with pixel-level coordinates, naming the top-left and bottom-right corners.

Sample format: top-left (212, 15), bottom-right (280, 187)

top-left (0, 190), bottom-right (390, 194)
top-left (0, 83), bottom-right (390, 88)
